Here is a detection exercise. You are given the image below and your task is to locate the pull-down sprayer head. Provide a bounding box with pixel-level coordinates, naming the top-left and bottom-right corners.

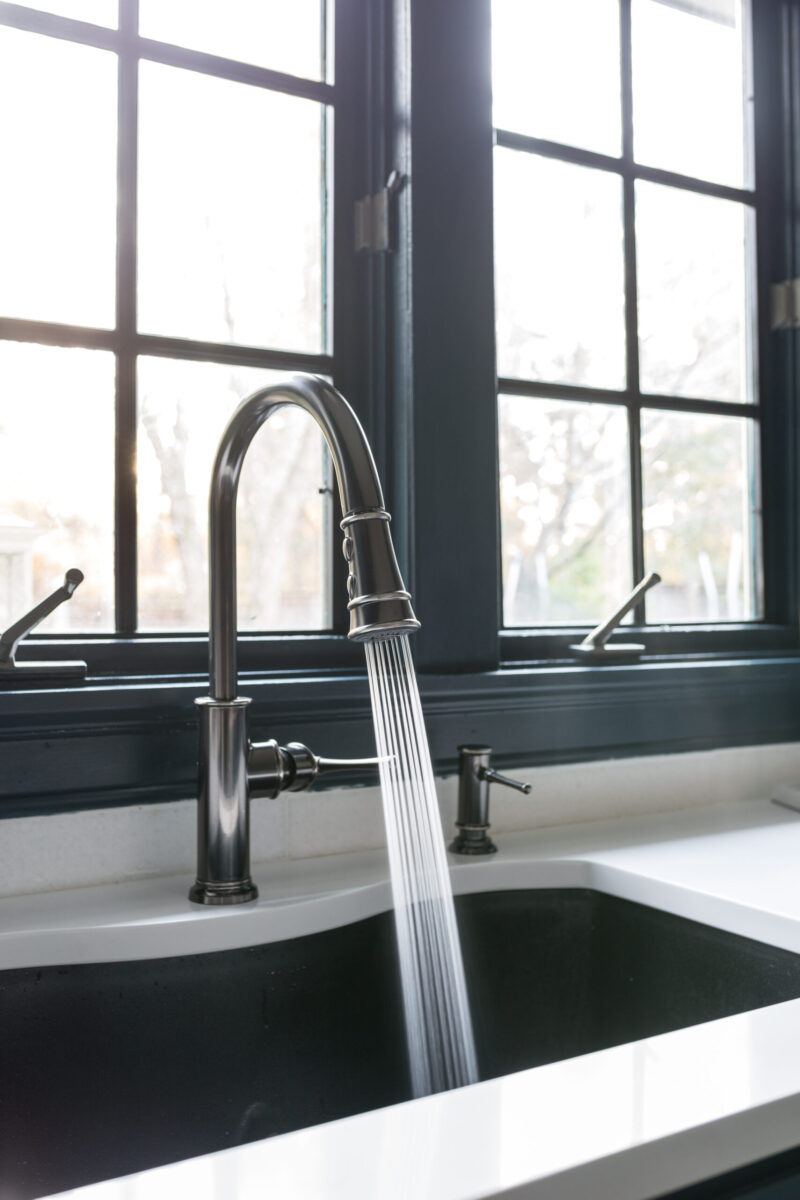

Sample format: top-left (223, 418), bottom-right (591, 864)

top-left (342, 509), bottom-right (419, 642)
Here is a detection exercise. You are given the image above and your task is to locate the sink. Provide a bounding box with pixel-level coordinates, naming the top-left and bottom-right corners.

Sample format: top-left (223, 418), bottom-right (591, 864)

top-left (3, 887), bottom-right (800, 1199)
top-left (458, 888), bottom-right (800, 1078)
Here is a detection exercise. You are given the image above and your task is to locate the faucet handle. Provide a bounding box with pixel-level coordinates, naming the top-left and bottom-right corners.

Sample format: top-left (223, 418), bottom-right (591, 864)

top-left (248, 739), bottom-right (388, 799)
top-left (292, 744), bottom-right (389, 790)
top-left (316, 754), bottom-right (389, 773)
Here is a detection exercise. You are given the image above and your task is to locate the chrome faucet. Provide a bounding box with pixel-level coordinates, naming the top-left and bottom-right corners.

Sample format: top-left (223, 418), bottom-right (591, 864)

top-left (190, 374), bottom-right (419, 905)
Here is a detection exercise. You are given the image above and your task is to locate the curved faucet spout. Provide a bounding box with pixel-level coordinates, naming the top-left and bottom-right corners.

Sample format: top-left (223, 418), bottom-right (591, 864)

top-left (208, 373), bottom-right (418, 701)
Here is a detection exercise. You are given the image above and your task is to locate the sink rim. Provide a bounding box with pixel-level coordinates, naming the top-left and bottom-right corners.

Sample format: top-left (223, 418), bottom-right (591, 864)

top-left (3, 847), bottom-right (800, 972)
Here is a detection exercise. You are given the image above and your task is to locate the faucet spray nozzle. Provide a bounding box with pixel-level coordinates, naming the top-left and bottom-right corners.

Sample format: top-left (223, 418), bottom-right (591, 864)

top-left (341, 510), bottom-right (420, 642)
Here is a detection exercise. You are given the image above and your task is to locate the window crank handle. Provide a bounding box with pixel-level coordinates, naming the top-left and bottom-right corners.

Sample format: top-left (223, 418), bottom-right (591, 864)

top-left (0, 568), bottom-right (86, 671)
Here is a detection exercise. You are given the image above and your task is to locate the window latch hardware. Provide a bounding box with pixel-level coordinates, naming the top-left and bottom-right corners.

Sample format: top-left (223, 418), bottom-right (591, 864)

top-left (771, 279), bottom-right (800, 330)
top-left (569, 571), bottom-right (660, 663)
top-left (354, 170), bottom-right (405, 254)
top-left (0, 568), bottom-right (87, 682)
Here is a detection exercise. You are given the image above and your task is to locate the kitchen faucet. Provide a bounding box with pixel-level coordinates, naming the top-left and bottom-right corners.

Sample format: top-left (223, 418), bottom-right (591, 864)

top-left (190, 373), bottom-right (418, 905)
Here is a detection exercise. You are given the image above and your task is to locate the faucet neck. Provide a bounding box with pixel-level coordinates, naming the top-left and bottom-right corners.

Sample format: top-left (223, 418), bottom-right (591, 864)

top-left (207, 374), bottom-right (387, 700)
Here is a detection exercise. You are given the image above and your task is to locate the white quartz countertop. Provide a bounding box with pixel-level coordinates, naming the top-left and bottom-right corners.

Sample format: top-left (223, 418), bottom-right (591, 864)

top-left (8, 798), bottom-right (800, 1199)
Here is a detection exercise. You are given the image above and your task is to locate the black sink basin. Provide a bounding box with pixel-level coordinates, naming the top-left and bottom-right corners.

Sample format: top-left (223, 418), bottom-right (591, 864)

top-left (3, 887), bottom-right (800, 1199)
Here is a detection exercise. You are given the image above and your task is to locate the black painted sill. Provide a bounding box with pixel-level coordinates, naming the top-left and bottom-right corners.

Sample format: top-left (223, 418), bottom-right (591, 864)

top-left (1, 651), bottom-right (800, 818)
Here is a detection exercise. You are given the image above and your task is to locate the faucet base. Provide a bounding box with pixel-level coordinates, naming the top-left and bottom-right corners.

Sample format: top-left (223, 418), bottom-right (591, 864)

top-left (449, 825), bottom-right (498, 855)
top-left (188, 879), bottom-right (259, 906)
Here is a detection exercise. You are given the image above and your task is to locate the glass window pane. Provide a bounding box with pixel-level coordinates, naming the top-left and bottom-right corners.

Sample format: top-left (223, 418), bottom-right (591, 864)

top-left (20, 1), bottom-right (117, 24)
top-left (642, 410), bottom-right (761, 621)
top-left (492, 0), bottom-right (622, 157)
top-left (632, 0), bottom-right (750, 188)
top-left (0, 343), bottom-right (115, 632)
top-left (139, 0), bottom-right (324, 81)
top-left (0, 29), bottom-right (117, 328)
top-left (495, 149), bottom-right (626, 389)
top-left (138, 63), bottom-right (325, 353)
top-left (636, 182), bottom-right (752, 402)
top-left (137, 359), bottom-right (331, 632)
top-left (499, 396), bottom-right (632, 626)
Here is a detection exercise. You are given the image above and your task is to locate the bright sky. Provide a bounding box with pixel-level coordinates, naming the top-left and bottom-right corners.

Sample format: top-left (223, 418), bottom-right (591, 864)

top-left (491, 0), bottom-right (746, 186)
top-left (493, 0), bottom-right (750, 402)
top-left (0, 9), bottom-right (326, 630)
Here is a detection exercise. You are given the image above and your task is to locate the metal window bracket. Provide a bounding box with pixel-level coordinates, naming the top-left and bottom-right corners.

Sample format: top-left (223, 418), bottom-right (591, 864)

top-left (570, 572), bottom-right (661, 663)
top-left (354, 170), bottom-right (405, 254)
top-left (771, 279), bottom-right (800, 330)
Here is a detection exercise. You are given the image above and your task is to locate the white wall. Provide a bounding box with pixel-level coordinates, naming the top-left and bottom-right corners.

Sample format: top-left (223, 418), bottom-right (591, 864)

top-left (4, 741), bottom-right (800, 899)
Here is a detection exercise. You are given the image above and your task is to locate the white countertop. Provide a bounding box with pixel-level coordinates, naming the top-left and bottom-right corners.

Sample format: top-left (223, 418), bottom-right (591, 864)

top-left (7, 797), bottom-right (800, 1199)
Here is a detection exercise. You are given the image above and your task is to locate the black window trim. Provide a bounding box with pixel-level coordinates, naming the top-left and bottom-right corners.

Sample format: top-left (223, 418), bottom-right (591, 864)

top-left (494, 0), bottom-right (785, 651)
top-left (2, 0), bottom-right (800, 819)
top-left (0, 0), bottom-right (353, 649)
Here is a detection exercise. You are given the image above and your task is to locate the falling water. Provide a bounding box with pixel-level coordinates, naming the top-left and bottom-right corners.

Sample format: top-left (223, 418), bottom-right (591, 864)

top-left (365, 633), bottom-right (479, 1097)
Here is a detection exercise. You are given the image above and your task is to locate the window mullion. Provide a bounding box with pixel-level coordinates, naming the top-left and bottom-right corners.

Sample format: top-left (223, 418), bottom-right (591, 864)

top-left (329, 0), bottom-right (371, 635)
top-left (755, 0), bottom-right (799, 629)
top-left (114, 0), bottom-right (139, 635)
top-left (627, 405), bottom-right (646, 615)
top-left (403, 0), bottom-right (500, 672)
top-left (623, 170), bottom-right (646, 611)
top-left (619, 0), bottom-right (647, 618)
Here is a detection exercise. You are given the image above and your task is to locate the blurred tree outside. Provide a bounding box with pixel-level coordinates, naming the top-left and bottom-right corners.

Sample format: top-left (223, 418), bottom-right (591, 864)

top-left (137, 361), bottom-right (330, 634)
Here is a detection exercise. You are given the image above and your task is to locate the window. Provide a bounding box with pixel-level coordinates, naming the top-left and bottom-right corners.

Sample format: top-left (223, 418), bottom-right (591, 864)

top-left (1, 0), bottom-right (799, 817)
top-left (0, 1), bottom-right (344, 649)
top-left (493, 0), bottom-right (763, 634)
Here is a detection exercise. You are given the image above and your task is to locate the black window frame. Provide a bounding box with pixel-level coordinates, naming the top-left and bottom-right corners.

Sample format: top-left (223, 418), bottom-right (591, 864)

top-left (0, 0), bottom-right (370, 676)
top-left (493, 0), bottom-right (795, 661)
top-left (2, 0), bottom-right (800, 820)
top-left (395, 0), bottom-right (800, 661)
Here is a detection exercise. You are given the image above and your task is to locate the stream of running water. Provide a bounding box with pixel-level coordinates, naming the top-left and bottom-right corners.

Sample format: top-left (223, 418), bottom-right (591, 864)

top-left (364, 633), bottom-right (479, 1097)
